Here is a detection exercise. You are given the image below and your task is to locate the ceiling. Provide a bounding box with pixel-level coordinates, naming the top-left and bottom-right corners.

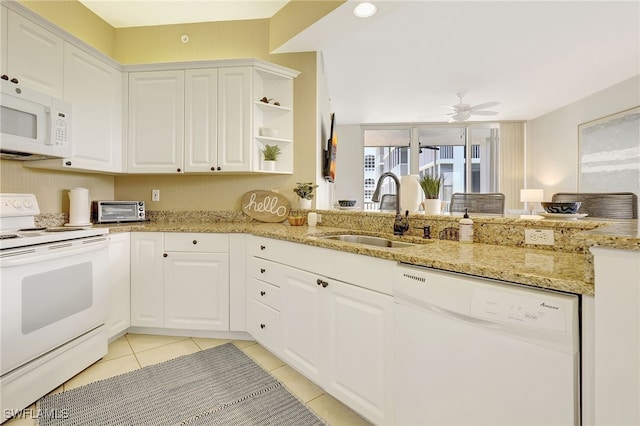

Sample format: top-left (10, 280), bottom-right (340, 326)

top-left (80, 0), bottom-right (640, 125)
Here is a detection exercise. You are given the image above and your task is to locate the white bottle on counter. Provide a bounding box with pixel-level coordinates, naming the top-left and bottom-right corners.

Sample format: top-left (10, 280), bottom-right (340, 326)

top-left (459, 208), bottom-right (474, 243)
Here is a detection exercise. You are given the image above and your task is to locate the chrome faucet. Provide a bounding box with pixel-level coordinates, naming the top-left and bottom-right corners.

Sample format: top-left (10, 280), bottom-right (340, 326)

top-left (371, 172), bottom-right (410, 236)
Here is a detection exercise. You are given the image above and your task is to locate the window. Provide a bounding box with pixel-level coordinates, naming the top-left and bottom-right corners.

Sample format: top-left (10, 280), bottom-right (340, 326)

top-left (364, 124), bottom-right (499, 211)
top-left (364, 155), bottom-right (375, 171)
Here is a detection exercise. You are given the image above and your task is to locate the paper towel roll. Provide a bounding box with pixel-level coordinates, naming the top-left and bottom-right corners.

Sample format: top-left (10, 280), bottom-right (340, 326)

top-left (68, 187), bottom-right (91, 226)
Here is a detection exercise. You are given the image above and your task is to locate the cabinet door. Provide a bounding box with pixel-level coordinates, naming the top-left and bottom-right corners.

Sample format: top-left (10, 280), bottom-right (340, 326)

top-left (107, 233), bottom-right (130, 339)
top-left (184, 68), bottom-right (218, 172)
top-left (6, 10), bottom-right (63, 97)
top-left (217, 67), bottom-right (251, 172)
top-left (63, 44), bottom-right (123, 172)
top-left (164, 252), bottom-right (229, 331)
top-left (128, 70), bottom-right (184, 173)
top-left (279, 265), bottom-right (325, 384)
top-left (130, 232), bottom-right (164, 327)
top-left (324, 279), bottom-right (394, 425)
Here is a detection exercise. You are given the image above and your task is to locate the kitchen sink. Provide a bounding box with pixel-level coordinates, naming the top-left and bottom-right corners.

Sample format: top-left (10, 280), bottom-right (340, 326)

top-left (318, 234), bottom-right (418, 248)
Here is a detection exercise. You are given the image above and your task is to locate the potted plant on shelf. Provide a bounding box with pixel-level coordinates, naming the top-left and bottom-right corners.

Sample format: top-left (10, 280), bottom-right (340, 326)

top-left (419, 173), bottom-right (445, 214)
top-left (293, 182), bottom-right (318, 209)
top-left (261, 144), bottom-right (281, 171)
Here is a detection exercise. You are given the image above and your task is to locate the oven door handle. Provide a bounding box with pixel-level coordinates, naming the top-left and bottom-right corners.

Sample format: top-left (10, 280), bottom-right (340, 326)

top-left (0, 237), bottom-right (108, 267)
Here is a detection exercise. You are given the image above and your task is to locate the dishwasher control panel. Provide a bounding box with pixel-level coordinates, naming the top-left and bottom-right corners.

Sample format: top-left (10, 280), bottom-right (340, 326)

top-left (470, 287), bottom-right (567, 331)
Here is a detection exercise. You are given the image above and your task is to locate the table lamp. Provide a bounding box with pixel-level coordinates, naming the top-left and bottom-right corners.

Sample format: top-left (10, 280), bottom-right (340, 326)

top-left (520, 189), bottom-right (544, 216)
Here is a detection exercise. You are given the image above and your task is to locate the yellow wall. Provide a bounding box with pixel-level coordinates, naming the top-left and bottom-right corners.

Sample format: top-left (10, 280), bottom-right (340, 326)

top-left (3, 1), bottom-right (321, 213)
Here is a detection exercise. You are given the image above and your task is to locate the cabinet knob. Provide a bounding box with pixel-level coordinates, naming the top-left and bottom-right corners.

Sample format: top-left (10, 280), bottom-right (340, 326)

top-left (210, 167), bottom-right (215, 171)
top-left (192, 240), bottom-right (197, 245)
top-left (260, 291), bottom-right (266, 296)
top-left (65, 161), bottom-right (72, 166)
top-left (260, 245), bottom-right (266, 250)
top-left (317, 279), bottom-right (328, 288)
top-left (0, 75), bottom-right (7, 80)
top-left (217, 167), bottom-right (221, 171)
top-left (177, 168), bottom-right (182, 173)
top-left (10, 78), bottom-right (18, 84)
top-left (260, 268), bottom-right (266, 273)
top-left (163, 253), bottom-right (168, 257)
top-left (260, 323), bottom-right (266, 329)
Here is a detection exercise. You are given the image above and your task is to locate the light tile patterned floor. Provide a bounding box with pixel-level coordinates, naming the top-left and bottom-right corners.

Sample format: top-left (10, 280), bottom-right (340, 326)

top-left (4, 334), bottom-right (371, 426)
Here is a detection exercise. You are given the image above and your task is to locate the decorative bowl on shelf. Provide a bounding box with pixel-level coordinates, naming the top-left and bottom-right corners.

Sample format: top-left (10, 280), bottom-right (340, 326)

top-left (541, 201), bottom-right (581, 214)
top-left (338, 200), bottom-right (357, 207)
top-left (259, 127), bottom-right (278, 138)
top-left (287, 216), bottom-right (306, 226)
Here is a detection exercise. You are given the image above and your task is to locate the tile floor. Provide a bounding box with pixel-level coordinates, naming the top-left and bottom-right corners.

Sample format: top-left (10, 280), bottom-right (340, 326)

top-left (4, 334), bottom-right (371, 426)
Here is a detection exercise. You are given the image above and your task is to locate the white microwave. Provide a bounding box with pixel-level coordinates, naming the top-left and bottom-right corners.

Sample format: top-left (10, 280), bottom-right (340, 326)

top-left (0, 79), bottom-right (72, 160)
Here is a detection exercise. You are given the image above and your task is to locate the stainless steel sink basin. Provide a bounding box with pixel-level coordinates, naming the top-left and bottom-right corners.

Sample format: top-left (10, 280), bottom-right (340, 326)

top-left (318, 234), bottom-right (417, 248)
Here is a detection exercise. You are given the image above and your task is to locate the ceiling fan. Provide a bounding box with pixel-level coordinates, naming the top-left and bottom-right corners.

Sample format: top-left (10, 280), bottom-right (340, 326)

top-left (444, 93), bottom-right (500, 121)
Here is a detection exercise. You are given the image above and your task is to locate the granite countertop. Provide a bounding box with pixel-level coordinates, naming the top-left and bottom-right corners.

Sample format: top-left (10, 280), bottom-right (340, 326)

top-left (103, 221), bottom-right (595, 296)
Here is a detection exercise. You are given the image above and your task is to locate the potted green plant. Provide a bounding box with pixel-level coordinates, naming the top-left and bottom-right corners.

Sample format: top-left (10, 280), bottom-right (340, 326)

top-left (293, 182), bottom-right (318, 209)
top-left (419, 174), bottom-right (445, 214)
top-left (261, 144), bottom-right (281, 171)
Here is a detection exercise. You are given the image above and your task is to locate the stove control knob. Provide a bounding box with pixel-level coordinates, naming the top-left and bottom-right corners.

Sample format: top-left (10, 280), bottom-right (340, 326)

top-left (24, 200), bottom-right (33, 208)
top-left (12, 199), bottom-right (22, 208)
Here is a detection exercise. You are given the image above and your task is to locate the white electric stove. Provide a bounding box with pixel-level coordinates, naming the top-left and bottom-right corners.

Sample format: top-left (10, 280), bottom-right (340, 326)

top-left (1, 193), bottom-right (109, 423)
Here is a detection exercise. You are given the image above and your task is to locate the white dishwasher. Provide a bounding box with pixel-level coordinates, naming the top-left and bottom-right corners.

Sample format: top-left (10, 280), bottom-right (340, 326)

top-left (394, 264), bottom-right (580, 426)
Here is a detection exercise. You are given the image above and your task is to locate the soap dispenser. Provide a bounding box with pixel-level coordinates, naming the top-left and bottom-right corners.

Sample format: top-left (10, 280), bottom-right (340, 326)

top-left (459, 208), bottom-right (474, 243)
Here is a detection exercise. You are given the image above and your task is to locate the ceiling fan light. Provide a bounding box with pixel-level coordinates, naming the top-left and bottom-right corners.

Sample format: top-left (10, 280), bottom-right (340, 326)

top-left (452, 111), bottom-right (471, 121)
top-left (353, 2), bottom-right (377, 18)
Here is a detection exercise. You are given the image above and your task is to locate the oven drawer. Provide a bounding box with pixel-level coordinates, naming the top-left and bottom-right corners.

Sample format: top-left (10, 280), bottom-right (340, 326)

top-left (164, 233), bottom-right (229, 252)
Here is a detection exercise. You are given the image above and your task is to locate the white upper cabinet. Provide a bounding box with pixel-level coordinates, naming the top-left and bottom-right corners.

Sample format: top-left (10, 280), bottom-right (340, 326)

top-left (185, 68), bottom-right (219, 172)
top-left (127, 70), bottom-right (185, 173)
top-left (28, 44), bottom-right (124, 173)
top-left (217, 67), bottom-right (252, 172)
top-left (127, 61), bottom-right (298, 174)
top-left (4, 9), bottom-right (63, 98)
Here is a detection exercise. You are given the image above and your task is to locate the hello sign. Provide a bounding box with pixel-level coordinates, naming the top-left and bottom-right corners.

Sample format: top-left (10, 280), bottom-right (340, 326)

top-left (241, 190), bottom-right (291, 223)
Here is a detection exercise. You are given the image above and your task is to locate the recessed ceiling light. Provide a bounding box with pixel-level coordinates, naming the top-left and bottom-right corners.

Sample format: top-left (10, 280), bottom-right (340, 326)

top-left (353, 2), bottom-right (377, 18)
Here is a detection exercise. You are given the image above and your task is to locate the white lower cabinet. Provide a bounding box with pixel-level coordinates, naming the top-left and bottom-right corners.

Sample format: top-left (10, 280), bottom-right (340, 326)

top-left (130, 232), bottom-right (230, 331)
top-left (107, 233), bottom-right (130, 339)
top-left (247, 236), bottom-right (394, 425)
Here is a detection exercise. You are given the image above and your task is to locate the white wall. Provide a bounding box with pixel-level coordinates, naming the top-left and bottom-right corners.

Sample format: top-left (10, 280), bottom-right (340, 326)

top-left (526, 75), bottom-right (640, 200)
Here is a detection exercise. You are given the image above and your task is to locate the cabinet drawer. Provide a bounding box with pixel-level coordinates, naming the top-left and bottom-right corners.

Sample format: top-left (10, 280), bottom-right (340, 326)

top-left (249, 278), bottom-right (280, 310)
top-left (248, 256), bottom-right (280, 283)
top-left (164, 232), bottom-right (229, 252)
top-left (247, 299), bottom-right (281, 353)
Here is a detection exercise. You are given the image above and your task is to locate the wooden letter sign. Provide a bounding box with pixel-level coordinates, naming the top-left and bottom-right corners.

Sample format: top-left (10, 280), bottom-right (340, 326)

top-left (241, 190), bottom-right (291, 223)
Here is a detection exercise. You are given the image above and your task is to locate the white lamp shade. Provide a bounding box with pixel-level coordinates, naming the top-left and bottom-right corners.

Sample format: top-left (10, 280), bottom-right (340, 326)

top-left (520, 189), bottom-right (544, 203)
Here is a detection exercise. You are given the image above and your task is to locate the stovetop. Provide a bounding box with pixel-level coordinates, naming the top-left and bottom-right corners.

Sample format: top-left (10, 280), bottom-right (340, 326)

top-left (0, 193), bottom-right (107, 250)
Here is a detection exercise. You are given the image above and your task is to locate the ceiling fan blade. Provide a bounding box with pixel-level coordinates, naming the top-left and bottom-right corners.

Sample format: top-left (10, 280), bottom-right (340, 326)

top-left (470, 110), bottom-right (499, 116)
top-left (469, 101), bottom-right (500, 111)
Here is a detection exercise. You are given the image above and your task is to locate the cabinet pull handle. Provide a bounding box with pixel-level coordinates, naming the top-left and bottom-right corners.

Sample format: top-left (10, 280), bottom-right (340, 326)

top-left (260, 291), bottom-right (266, 296)
top-left (316, 278), bottom-right (322, 286)
top-left (260, 323), bottom-right (266, 329)
top-left (260, 268), bottom-right (266, 273)
top-left (192, 240), bottom-right (197, 245)
top-left (260, 245), bottom-right (266, 250)
top-left (163, 253), bottom-right (168, 257)
top-left (10, 78), bottom-right (18, 84)
top-left (1, 75), bottom-right (8, 80)
top-left (65, 161), bottom-right (72, 166)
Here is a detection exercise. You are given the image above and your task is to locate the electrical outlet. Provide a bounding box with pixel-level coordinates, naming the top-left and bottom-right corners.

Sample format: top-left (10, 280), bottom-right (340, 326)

top-left (525, 229), bottom-right (555, 246)
top-left (152, 189), bottom-right (160, 202)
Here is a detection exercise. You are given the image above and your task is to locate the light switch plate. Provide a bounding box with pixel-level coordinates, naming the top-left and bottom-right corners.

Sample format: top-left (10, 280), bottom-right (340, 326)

top-left (525, 229), bottom-right (555, 245)
top-left (152, 189), bottom-right (160, 202)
